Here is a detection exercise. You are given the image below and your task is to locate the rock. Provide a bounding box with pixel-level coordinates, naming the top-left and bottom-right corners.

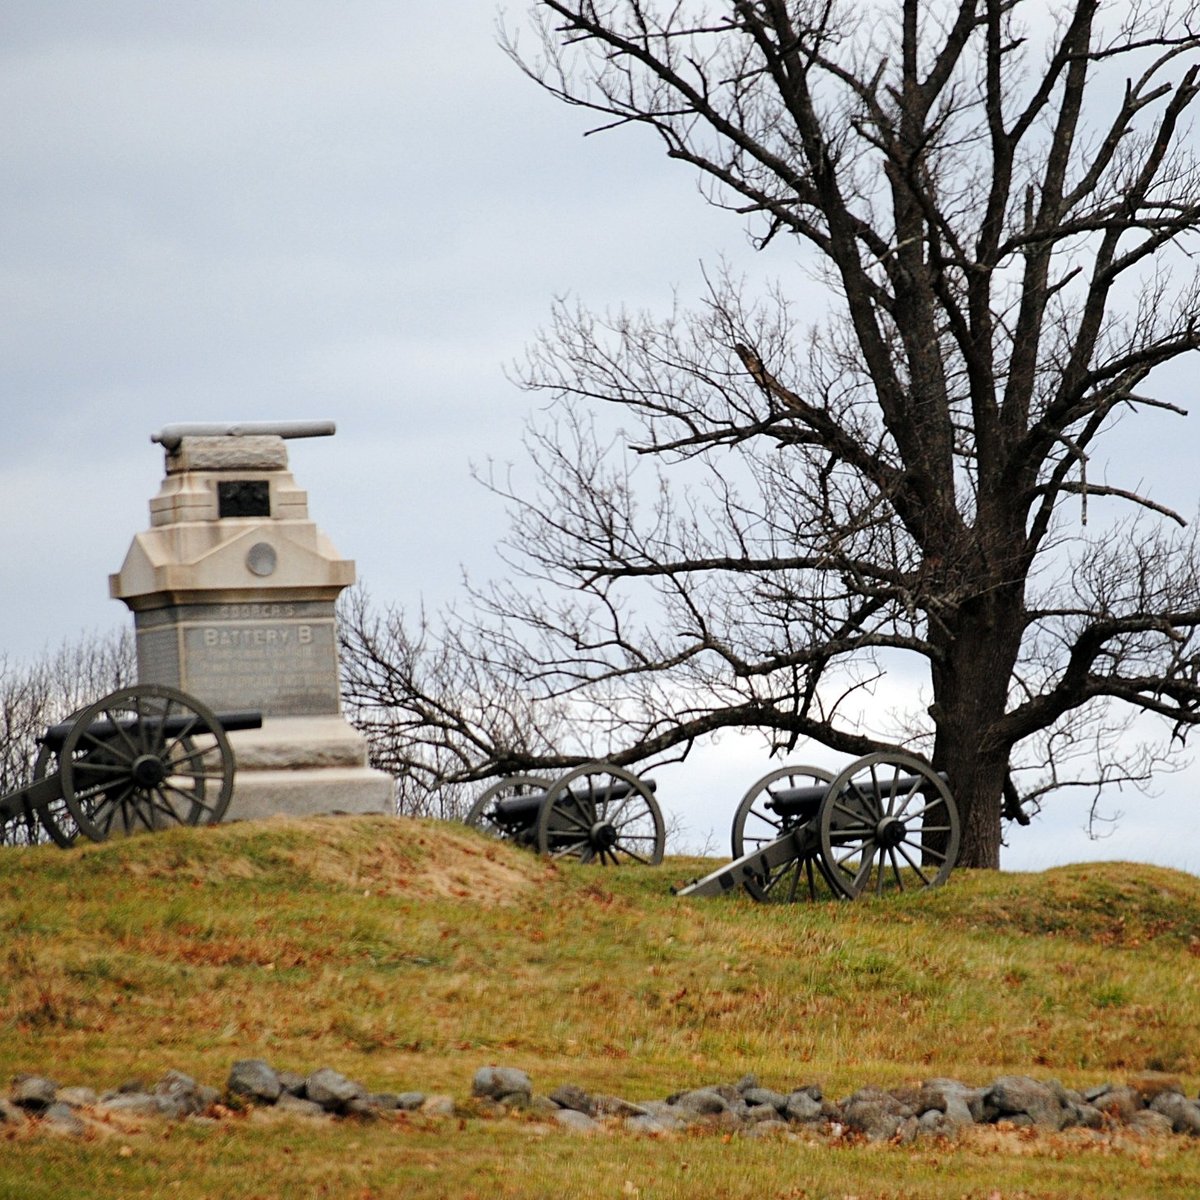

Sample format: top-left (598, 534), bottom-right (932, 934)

top-left (549, 1083), bottom-right (594, 1115)
top-left (985, 1076), bottom-right (1068, 1131)
top-left (1069, 1102), bottom-right (1105, 1130)
top-left (154, 1096), bottom-right (193, 1120)
top-left (734, 1074), bottom-right (759, 1093)
top-left (670, 1088), bottom-right (730, 1117)
top-left (154, 1070), bottom-right (213, 1117)
top-left (227, 1060), bottom-right (283, 1104)
top-left (421, 1095), bottom-right (455, 1117)
top-left (278, 1070), bottom-right (308, 1097)
top-left (839, 1088), bottom-right (915, 1142)
top-left (394, 1092), bottom-right (426, 1111)
top-left (275, 1092), bottom-right (329, 1118)
top-left (921, 1080), bottom-right (988, 1123)
top-left (1126, 1109), bottom-right (1175, 1137)
top-left (784, 1090), bottom-right (824, 1123)
top-left (11, 1075), bottom-right (57, 1111)
top-left (343, 1098), bottom-right (381, 1120)
top-left (1090, 1085), bottom-right (1144, 1121)
top-left (553, 1108), bottom-right (600, 1133)
top-left (472, 1067), bottom-right (532, 1104)
top-left (55, 1087), bottom-right (98, 1109)
top-left (155, 1069), bottom-right (198, 1097)
top-left (593, 1094), bottom-right (649, 1118)
top-left (305, 1068), bottom-right (365, 1113)
top-left (0, 1099), bottom-right (28, 1127)
top-left (625, 1111), bottom-right (687, 1134)
top-left (919, 1078), bottom-right (985, 1124)
top-left (641, 1100), bottom-right (698, 1126)
top-left (98, 1092), bottom-right (162, 1116)
top-left (889, 1085), bottom-right (924, 1111)
top-left (708, 1108), bottom-right (748, 1132)
top-left (41, 1102), bottom-right (86, 1136)
top-left (1149, 1092), bottom-right (1200, 1136)
top-left (743, 1118), bottom-right (790, 1137)
top-left (742, 1087), bottom-right (788, 1112)
top-left (918, 1109), bottom-right (962, 1139)
top-left (746, 1102), bottom-right (786, 1123)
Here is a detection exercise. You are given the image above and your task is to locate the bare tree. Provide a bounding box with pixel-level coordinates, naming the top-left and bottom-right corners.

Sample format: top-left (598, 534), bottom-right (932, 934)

top-left (340, 586), bottom-right (584, 817)
top-left (346, 0), bottom-right (1200, 866)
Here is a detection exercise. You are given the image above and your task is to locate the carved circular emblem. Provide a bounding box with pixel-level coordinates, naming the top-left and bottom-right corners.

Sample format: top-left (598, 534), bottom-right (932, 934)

top-left (245, 542), bottom-right (278, 577)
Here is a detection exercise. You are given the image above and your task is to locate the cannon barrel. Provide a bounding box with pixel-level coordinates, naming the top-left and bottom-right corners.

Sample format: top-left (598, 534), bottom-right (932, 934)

top-left (151, 420), bottom-right (336, 451)
top-left (765, 782), bottom-right (828, 814)
top-left (494, 777), bottom-right (657, 820)
top-left (768, 773), bottom-right (945, 815)
top-left (40, 709), bottom-right (263, 753)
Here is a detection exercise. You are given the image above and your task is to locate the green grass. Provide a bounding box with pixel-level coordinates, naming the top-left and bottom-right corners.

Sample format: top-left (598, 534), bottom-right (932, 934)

top-left (2, 815), bottom-right (1199, 1198)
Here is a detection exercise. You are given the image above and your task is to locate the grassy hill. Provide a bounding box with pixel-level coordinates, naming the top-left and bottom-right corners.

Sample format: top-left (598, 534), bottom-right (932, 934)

top-left (3, 816), bottom-right (1199, 1198)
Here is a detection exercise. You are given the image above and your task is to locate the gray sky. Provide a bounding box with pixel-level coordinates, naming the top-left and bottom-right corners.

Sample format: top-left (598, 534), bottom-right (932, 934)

top-left (2, 2), bottom-right (1197, 871)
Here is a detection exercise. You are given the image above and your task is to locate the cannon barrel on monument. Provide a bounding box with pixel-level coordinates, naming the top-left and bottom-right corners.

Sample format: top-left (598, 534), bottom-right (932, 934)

top-left (150, 420), bottom-right (337, 451)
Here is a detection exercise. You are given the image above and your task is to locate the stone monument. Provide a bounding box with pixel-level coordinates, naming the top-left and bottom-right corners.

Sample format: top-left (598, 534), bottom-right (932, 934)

top-left (109, 420), bottom-right (393, 820)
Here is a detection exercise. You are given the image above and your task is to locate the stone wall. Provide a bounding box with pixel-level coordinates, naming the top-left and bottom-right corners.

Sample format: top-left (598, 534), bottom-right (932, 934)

top-left (6, 1061), bottom-right (1199, 1142)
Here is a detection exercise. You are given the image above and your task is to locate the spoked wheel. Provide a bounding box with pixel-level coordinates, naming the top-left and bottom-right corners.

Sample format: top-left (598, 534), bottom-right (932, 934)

top-left (818, 752), bottom-right (960, 898)
top-left (31, 734), bottom-right (80, 847)
top-left (731, 765), bottom-right (840, 902)
top-left (536, 763), bottom-right (664, 865)
top-left (464, 775), bottom-right (552, 847)
top-left (28, 706), bottom-right (92, 848)
top-left (0, 796), bottom-right (43, 847)
top-left (1, 706), bottom-right (89, 847)
top-left (60, 685), bottom-right (235, 842)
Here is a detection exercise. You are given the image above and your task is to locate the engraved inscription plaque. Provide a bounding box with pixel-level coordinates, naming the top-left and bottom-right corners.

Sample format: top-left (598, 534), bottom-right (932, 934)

top-left (133, 601), bottom-right (342, 716)
top-left (182, 618), bottom-right (340, 715)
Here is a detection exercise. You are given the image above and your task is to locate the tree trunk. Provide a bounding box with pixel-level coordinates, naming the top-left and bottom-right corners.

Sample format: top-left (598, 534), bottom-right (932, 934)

top-left (929, 591), bottom-right (1024, 869)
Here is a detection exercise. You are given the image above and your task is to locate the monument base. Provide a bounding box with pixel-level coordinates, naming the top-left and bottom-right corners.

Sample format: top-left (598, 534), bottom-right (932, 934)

top-left (224, 716), bottom-right (394, 822)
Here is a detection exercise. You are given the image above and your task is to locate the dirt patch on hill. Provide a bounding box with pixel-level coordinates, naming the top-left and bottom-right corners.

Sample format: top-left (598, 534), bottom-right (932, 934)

top-left (268, 816), bottom-right (556, 905)
top-left (102, 814), bottom-right (555, 906)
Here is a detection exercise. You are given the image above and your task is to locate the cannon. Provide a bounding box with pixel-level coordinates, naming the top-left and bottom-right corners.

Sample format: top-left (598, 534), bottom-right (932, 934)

top-left (0, 685), bottom-right (261, 848)
top-left (464, 763), bottom-right (665, 866)
top-left (150, 419), bottom-right (336, 450)
top-left (674, 751), bottom-right (961, 901)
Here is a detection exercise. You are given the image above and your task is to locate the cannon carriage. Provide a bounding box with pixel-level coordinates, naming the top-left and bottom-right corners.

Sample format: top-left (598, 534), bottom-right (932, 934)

top-left (676, 750), bottom-right (961, 901)
top-left (0, 684), bottom-right (260, 848)
top-left (464, 762), bottom-right (665, 866)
